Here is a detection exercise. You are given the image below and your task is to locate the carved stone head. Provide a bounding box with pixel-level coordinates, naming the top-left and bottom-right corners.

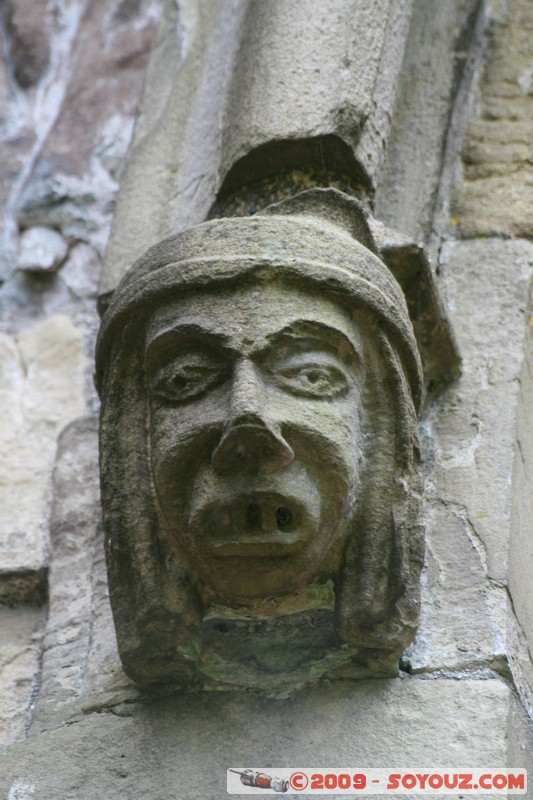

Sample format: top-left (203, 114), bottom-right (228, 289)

top-left (96, 190), bottom-right (424, 690)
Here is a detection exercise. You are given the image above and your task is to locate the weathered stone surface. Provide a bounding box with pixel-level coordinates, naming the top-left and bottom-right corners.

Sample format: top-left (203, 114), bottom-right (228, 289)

top-left (220, 0), bottom-right (412, 190)
top-left (0, 679), bottom-right (515, 798)
top-left (5, 0), bottom-right (51, 89)
top-left (97, 190), bottom-right (425, 690)
top-left (0, 0), bottom-right (82, 281)
top-left (29, 416), bottom-right (137, 736)
top-left (0, 316), bottom-right (86, 598)
top-left (0, 0), bottom-right (162, 283)
top-left (508, 692), bottom-right (533, 788)
top-left (59, 242), bottom-right (101, 299)
top-left (100, 0), bottom-right (488, 296)
top-left (16, 0), bottom-right (162, 255)
top-left (0, 607), bottom-right (46, 746)
top-left (453, 0), bottom-right (533, 238)
top-left (1, 0), bottom-right (532, 781)
top-left (405, 238), bottom-right (533, 673)
top-left (101, 0), bottom-right (418, 295)
top-left (509, 605), bottom-right (533, 726)
top-left (375, 0), bottom-right (483, 245)
top-left (509, 278), bottom-right (533, 718)
top-left (18, 227), bottom-right (68, 273)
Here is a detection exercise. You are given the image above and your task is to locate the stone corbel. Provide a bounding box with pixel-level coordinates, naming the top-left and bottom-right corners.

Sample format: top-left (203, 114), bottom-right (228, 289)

top-left (96, 188), bottom-right (459, 691)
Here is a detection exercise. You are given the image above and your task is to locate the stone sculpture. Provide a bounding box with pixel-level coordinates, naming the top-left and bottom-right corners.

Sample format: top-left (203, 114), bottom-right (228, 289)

top-left (96, 189), bottom-right (424, 691)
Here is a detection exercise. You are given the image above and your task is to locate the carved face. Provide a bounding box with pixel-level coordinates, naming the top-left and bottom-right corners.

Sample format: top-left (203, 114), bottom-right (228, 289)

top-left (145, 282), bottom-right (364, 603)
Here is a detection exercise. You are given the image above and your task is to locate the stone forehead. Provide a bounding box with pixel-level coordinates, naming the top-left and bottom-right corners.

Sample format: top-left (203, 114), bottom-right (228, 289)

top-left (96, 213), bottom-right (422, 405)
top-left (145, 282), bottom-right (365, 358)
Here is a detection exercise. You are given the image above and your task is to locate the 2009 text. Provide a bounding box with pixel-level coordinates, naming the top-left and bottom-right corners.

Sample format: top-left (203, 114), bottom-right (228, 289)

top-left (227, 767), bottom-right (527, 794)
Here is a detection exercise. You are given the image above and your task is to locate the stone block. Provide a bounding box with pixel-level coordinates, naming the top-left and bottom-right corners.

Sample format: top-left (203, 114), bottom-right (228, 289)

top-left (431, 239), bottom-right (533, 580)
top-left (0, 607), bottom-right (46, 746)
top-left (404, 239), bottom-right (533, 673)
top-left (0, 679), bottom-right (517, 799)
top-left (453, 0), bottom-right (533, 238)
top-left (60, 243), bottom-right (101, 299)
top-left (30, 417), bottom-right (137, 736)
top-left (101, 0), bottom-right (417, 294)
top-left (18, 228), bottom-right (68, 273)
top-left (0, 316), bottom-right (86, 600)
top-left (5, 0), bottom-right (51, 89)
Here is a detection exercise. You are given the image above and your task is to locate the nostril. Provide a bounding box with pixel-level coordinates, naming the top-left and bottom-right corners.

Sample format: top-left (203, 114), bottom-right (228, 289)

top-left (276, 506), bottom-right (293, 530)
top-left (246, 503), bottom-right (261, 529)
top-left (235, 443), bottom-right (247, 459)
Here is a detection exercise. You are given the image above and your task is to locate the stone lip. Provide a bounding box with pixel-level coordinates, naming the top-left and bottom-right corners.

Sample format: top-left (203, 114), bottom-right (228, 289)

top-left (196, 491), bottom-right (311, 556)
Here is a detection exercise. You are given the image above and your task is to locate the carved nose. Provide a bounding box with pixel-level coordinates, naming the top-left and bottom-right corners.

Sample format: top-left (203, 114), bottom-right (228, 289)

top-left (211, 360), bottom-right (294, 475)
top-left (211, 420), bottom-right (294, 474)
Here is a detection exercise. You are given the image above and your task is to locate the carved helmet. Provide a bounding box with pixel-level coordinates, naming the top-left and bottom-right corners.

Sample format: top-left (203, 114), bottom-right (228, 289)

top-left (97, 189), bottom-right (422, 406)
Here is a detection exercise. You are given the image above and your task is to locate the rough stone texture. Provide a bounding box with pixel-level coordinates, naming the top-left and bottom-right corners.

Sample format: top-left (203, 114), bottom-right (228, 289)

top-left (509, 277), bottom-right (533, 719)
top-left (442, 0), bottom-right (533, 724)
top-left (453, 0), bottom-right (533, 238)
top-left (1, 0), bottom-right (533, 784)
top-left (508, 693), bottom-right (533, 790)
top-left (0, 0), bottom-right (162, 748)
top-left (101, 0), bottom-right (417, 295)
top-left (0, 265), bottom-right (103, 426)
top-left (97, 191), bottom-right (425, 690)
top-left (222, 0), bottom-right (412, 190)
top-left (29, 417), bottom-right (138, 736)
top-left (15, 0), bottom-right (162, 256)
top-left (0, 607), bottom-right (46, 745)
top-left (0, 678), bottom-right (514, 799)
top-left (404, 239), bottom-right (533, 674)
top-left (4, 0), bottom-right (51, 89)
top-left (100, 0), bottom-right (488, 297)
top-left (375, 0), bottom-right (484, 246)
top-left (0, 0), bottom-right (162, 403)
top-left (0, 0), bottom-right (163, 282)
top-left (18, 227), bottom-right (68, 273)
top-left (60, 243), bottom-right (101, 299)
top-left (0, 316), bottom-right (87, 597)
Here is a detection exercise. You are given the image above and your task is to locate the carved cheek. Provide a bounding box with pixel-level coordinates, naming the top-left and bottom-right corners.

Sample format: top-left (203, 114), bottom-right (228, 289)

top-left (277, 393), bottom-right (361, 477)
top-left (148, 393), bottom-right (229, 512)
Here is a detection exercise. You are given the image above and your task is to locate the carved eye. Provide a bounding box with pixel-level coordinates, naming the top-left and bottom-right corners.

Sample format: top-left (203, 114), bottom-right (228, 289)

top-left (270, 355), bottom-right (352, 399)
top-left (149, 352), bottom-right (228, 403)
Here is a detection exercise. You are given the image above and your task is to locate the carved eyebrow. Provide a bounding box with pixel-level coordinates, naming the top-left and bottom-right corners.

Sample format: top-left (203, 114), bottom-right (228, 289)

top-left (144, 324), bottom-right (232, 360)
top-left (262, 321), bottom-right (360, 361)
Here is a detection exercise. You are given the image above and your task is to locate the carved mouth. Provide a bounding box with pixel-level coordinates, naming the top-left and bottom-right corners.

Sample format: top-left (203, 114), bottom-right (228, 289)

top-left (195, 492), bottom-right (310, 558)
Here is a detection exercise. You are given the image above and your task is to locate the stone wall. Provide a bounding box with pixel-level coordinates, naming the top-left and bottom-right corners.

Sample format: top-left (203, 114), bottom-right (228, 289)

top-left (1, 0), bottom-right (533, 796)
top-left (451, 0), bottom-right (533, 723)
top-left (0, 0), bottom-right (162, 744)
